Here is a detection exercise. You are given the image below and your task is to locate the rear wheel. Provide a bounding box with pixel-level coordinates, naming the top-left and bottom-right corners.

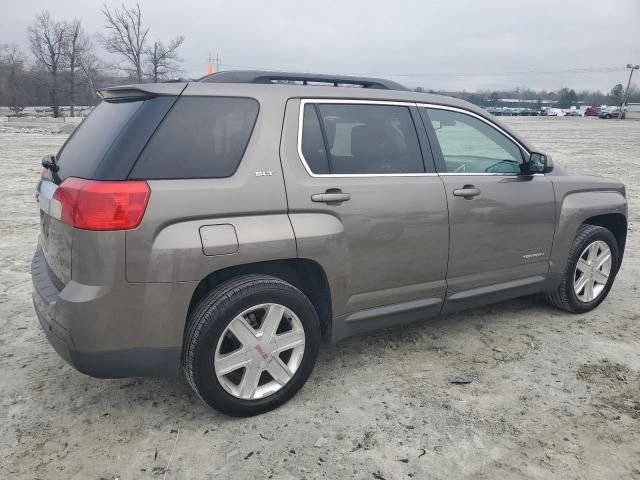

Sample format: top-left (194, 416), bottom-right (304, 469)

top-left (183, 275), bottom-right (321, 416)
top-left (546, 225), bottom-right (619, 313)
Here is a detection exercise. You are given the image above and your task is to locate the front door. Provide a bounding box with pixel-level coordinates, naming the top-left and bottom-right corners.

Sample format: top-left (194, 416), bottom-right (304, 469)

top-left (280, 99), bottom-right (450, 320)
top-left (419, 106), bottom-right (556, 310)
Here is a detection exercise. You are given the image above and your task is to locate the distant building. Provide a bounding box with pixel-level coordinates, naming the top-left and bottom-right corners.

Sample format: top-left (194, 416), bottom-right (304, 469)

top-left (497, 98), bottom-right (556, 108)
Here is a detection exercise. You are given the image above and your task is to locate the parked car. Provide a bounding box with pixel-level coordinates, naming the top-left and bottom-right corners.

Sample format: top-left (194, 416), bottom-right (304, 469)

top-left (544, 108), bottom-right (565, 116)
top-left (584, 106), bottom-right (600, 117)
top-left (564, 110), bottom-right (581, 117)
top-left (518, 108), bottom-right (539, 116)
top-left (33, 71), bottom-right (628, 416)
top-left (600, 109), bottom-right (623, 119)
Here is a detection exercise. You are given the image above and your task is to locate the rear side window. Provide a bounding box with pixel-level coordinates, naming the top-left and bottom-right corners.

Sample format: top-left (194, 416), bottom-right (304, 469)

top-left (300, 103), bottom-right (424, 175)
top-left (130, 96), bottom-right (259, 179)
top-left (56, 100), bottom-right (143, 181)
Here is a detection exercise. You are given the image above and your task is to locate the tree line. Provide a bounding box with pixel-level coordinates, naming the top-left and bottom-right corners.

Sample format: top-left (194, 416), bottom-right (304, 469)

top-left (0, 3), bottom-right (185, 117)
top-left (418, 84), bottom-right (639, 109)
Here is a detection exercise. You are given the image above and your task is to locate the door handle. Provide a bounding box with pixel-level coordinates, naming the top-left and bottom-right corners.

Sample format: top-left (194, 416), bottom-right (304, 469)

top-left (311, 190), bottom-right (351, 204)
top-left (453, 185), bottom-right (481, 199)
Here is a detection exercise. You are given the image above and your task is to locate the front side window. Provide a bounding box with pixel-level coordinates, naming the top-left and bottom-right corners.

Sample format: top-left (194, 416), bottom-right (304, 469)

top-left (424, 108), bottom-right (524, 174)
top-left (300, 103), bottom-right (424, 174)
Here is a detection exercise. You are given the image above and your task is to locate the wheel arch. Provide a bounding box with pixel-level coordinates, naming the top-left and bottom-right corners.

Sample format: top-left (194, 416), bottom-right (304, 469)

top-left (546, 190), bottom-right (626, 291)
top-left (583, 213), bottom-right (627, 270)
top-left (186, 258), bottom-right (333, 342)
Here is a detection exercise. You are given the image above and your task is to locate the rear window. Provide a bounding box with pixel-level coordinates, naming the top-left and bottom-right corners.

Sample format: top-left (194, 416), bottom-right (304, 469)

top-left (55, 96), bottom-right (178, 182)
top-left (56, 100), bottom-right (143, 181)
top-left (129, 96), bottom-right (259, 179)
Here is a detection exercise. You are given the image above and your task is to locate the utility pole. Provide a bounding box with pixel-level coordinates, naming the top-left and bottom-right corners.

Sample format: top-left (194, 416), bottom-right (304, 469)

top-left (206, 53), bottom-right (221, 75)
top-left (622, 63), bottom-right (639, 117)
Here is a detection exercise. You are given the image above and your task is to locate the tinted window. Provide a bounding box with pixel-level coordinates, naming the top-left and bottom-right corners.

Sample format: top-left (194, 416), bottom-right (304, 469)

top-left (130, 97), bottom-right (259, 179)
top-left (300, 105), bottom-right (330, 174)
top-left (56, 99), bottom-right (143, 181)
top-left (425, 108), bottom-right (523, 174)
top-left (301, 103), bottom-right (424, 174)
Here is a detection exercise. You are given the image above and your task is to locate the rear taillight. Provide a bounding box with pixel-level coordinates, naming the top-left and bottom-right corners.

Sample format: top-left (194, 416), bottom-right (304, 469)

top-left (52, 178), bottom-right (150, 231)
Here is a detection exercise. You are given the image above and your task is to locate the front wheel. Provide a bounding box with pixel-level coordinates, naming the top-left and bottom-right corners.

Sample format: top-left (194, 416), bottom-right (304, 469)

top-left (546, 225), bottom-right (619, 313)
top-left (182, 275), bottom-right (321, 416)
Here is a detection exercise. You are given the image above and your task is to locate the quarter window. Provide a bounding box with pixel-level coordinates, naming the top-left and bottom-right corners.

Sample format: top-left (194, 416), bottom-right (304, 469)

top-left (130, 97), bottom-right (259, 179)
top-left (300, 103), bottom-right (424, 174)
top-left (424, 108), bottom-right (524, 174)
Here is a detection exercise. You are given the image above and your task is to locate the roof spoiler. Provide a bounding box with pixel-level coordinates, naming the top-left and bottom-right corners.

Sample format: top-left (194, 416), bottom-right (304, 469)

top-left (97, 83), bottom-right (188, 102)
top-left (97, 87), bottom-right (156, 102)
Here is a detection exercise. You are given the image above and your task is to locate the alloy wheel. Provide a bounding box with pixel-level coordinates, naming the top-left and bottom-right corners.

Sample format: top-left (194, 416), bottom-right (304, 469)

top-left (573, 240), bottom-right (612, 302)
top-left (214, 303), bottom-right (306, 400)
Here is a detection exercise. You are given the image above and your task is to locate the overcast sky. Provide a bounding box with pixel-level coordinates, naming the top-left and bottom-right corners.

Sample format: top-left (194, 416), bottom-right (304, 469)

top-left (2, 0), bottom-right (639, 92)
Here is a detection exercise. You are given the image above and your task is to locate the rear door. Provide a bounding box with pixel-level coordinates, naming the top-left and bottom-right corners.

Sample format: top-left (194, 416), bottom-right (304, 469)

top-left (280, 99), bottom-right (449, 320)
top-left (419, 106), bottom-right (556, 311)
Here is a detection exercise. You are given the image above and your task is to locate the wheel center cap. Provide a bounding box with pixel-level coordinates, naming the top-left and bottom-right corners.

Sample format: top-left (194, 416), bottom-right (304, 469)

top-left (254, 343), bottom-right (270, 360)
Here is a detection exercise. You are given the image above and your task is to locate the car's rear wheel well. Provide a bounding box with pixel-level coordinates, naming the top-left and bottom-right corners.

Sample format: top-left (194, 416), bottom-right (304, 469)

top-left (583, 213), bottom-right (627, 268)
top-left (187, 259), bottom-right (332, 341)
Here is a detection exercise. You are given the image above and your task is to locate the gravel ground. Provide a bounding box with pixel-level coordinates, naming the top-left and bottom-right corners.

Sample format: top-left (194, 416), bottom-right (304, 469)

top-left (1, 117), bottom-right (639, 480)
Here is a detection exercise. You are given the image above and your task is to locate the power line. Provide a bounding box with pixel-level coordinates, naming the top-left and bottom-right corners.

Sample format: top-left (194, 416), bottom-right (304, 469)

top-left (217, 63), bottom-right (628, 78)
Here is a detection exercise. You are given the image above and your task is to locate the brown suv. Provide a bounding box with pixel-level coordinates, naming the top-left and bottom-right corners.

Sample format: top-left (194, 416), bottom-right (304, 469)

top-left (33, 71), bottom-right (627, 416)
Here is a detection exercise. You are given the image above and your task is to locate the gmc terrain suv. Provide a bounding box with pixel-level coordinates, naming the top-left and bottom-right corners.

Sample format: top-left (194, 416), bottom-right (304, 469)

top-left (32, 71), bottom-right (627, 416)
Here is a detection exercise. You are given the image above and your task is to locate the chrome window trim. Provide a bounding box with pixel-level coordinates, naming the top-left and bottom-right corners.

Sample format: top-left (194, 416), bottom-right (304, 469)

top-left (296, 99), bottom-right (540, 178)
top-left (416, 103), bottom-right (531, 155)
top-left (296, 99), bottom-right (437, 178)
top-left (417, 103), bottom-right (541, 177)
top-left (438, 172), bottom-right (544, 177)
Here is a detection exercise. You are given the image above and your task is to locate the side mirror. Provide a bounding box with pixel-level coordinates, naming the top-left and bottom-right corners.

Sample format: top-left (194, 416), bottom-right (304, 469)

top-left (526, 152), bottom-right (553, 174)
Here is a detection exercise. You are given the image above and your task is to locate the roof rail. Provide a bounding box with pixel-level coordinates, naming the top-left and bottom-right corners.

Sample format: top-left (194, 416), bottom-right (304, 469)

top-left (198, 70), bottom-right (408, 91)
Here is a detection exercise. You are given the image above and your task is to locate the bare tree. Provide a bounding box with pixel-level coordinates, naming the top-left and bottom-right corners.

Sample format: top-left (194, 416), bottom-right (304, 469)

top-left (28, 11), bottom-right (67, 117)
top-left (0, 44), bottom-right (26, 113)
top-left (64, 19), bottom-right (91, 116)
top-left (99, 3), bottom-right (148, 82)
top-left (145, 36), bottom-right (184, 82)
top-left (78, 49), bottom-right (100, 102)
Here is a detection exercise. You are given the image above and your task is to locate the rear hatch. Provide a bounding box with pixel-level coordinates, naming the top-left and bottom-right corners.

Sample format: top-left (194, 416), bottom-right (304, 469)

top-left (37, 84), bottom-right (184, 285)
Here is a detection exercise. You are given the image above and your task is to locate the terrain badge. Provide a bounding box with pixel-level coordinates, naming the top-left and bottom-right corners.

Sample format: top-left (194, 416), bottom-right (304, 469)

top-left (522, 252), bottom-right (545, 259)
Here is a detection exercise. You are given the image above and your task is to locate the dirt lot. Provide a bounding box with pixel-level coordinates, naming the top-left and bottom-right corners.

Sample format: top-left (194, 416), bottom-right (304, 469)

top-left (1, 117), bottom-right (639, 479)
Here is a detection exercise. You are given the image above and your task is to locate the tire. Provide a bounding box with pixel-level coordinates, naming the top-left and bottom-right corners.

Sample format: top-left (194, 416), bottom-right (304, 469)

top-left (545, 224), bottom-right (619, 313)
top-left (182, 274), bottom-right (321, 416)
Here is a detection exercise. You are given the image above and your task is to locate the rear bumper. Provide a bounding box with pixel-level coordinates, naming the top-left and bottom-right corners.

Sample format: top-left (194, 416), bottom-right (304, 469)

top-left (31, 247), bottom-right (182, 378)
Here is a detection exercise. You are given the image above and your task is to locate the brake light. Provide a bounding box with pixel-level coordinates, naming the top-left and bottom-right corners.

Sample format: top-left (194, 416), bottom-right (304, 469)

top-left (52, 178), bottom-right (150, 231)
